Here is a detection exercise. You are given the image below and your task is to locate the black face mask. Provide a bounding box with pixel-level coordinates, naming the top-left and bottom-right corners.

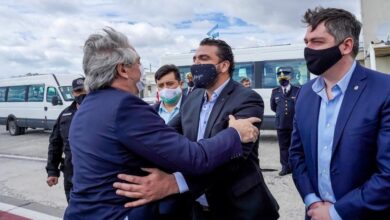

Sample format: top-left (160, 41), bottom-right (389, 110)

top-left (187, 81), bottom-right (194, 87)
top-left (190, 64), bottom-right (219, 89)
top-left (74, 94), bottom-right (86, 105)
top-left (304, 45), bottom-right (342, 76)
top-left (279, 79), bottom-right (289, 87)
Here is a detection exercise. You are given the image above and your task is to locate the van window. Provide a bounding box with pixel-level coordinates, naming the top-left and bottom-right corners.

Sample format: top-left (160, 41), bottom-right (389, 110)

top-left (262, 59), bottom-right (309, 88)
top-left (59, 86), bottom-right (74, 101)
top-left (28, 84), bottom-right (44, 102)
top-left (0, 87), bottom-right (6, 102)
top-left (232, 62), bottom-right (255, 85)
top-left (46, 87), bottom-right (58, 102)
top-left (7, 86), bottom-right (27, 102)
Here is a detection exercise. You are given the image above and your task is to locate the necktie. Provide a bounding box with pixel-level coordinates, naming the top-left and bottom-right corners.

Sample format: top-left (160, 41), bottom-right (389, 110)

top-left (284, 88), bottom-right (287, 94)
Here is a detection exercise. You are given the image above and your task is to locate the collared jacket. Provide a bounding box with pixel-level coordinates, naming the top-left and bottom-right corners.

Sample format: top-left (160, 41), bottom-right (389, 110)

top-left (46, 101), bottom-right (77, 180)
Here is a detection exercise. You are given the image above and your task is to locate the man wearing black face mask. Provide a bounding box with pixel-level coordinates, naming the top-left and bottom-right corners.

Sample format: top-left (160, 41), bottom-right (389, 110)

top-left (290, 7), bottom-right (390, 220)
top-left (46, 77), bottom-right (86, 203)
top-left (270, 67), bottom-right (299, 176)
top-left (114, 38), bottom-right (279, 220)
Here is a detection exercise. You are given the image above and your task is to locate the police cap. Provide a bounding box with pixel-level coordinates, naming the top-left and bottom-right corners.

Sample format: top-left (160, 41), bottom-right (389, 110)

top-left (72, 77), bottom-right (85, 91)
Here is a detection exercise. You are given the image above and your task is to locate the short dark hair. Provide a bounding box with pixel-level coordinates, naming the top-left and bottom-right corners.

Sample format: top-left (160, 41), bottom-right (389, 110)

top-left (199, 38), bottom-right (235, 76)
top-left (303, 7), bottom-right (362, 56)
top-left (155, 64), bottom-right (181, 82)
top-left (240, 77), bottom-right (250, 83)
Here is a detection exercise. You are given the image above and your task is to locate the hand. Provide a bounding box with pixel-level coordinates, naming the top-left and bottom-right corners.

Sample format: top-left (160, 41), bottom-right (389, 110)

top-left (113, 168), bottom-right (180, 208)
top-left (308, 201), bottom-right (322, 210)
top-left (46, 176), bottom-right (58, 187)
top-left (307, 201), bottom-right (332, 220)
top-left (228, 115), bottom-right (261, 143)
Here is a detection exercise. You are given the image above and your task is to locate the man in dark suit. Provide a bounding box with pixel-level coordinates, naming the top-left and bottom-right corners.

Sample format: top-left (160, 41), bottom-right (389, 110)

top-left (270, 67), bottom-right (299, 176)
top-left (64, 27), bottom-right (261, 220)
top-left (290, 7), bottom-right (390, 220)
top-left (182, 72), bottom-right (195, 95)
top-left (114, 38), bottom-right (279, 220)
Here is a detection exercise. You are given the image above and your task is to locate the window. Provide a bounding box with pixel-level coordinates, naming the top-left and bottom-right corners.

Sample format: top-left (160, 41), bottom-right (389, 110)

top-left (59, 86), bottom-right (74, 101)
top-left (0, 87), bottom-right (6, 102)
top-left (7, 86), bottom-right (27, 102)
top-left (262, 59), bottom-right (309, 88)
top-left (232, 62), bottom-right (255, 84)
top-left (28, 84), bottom-right (44, 102)
top-left (46, 87), bottom-right (58, 102)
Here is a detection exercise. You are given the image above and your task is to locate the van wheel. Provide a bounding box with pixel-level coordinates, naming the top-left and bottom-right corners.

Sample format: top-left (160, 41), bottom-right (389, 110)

top-left (8, 120), bottom-right (21, 136)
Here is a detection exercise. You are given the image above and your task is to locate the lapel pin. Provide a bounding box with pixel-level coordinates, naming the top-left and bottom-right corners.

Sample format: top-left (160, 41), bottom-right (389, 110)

top-left (354, 85), bottom-right (359, 90)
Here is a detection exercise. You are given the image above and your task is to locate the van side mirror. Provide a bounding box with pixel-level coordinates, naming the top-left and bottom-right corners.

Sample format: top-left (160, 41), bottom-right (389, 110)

top-left (51, 96), bottom-right (63, 106)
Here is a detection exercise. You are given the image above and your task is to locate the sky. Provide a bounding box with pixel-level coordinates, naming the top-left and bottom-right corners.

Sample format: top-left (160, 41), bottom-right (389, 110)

top-left (0, 0), bottom-right (361, 78)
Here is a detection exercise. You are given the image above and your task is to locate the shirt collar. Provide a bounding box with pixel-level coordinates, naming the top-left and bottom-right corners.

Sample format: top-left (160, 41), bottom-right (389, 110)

top-left (203, 78), bottom-right (231, 102)
top-left (312, 61), bottom-right (357, 94)
top-left (158, 95), bottom-right (182, 113)
top-left (282, 84), bottom-right (291, 91)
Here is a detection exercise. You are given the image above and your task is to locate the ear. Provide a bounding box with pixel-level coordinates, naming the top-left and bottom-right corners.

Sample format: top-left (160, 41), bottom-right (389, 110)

top-left (116, 64), bottom-right (129, 79)
top-left (179, 81), bottom-right (183, 88)
top-left (340, 37), bottom-right (354, 55)
top-left (220, 60), bottom-right (230, 74)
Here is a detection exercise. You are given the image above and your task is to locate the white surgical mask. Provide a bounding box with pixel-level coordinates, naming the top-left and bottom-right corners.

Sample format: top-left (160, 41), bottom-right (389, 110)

top-left (159, 87), bottom-right (182, 105)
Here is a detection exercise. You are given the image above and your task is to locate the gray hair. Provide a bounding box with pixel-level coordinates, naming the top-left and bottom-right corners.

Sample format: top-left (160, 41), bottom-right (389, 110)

top-left (303, 7), bottom-right (362, 56)
top-left (82, 27), bottom-right (139, 92)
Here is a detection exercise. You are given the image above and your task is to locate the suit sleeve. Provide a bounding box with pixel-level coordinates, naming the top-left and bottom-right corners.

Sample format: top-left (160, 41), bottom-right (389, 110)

top-left (270, 90), bottom-right (276, 112)
top-left (232, 90), bottom-right (263, 159)
top-left (289, 89), bottom-right (317, 199)
top-left (168, 110), bottom-right (182, 134)
top-left (116, 96), bottom-right (243, 176)
top-left (334, 92), bottom-right (390, 219)
top-left (183, 90), bottom-right (264, 197)
top-left (46, 114), bottom-right (64, 177)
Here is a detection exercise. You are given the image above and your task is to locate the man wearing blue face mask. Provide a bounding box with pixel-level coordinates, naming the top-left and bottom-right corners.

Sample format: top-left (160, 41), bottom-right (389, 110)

top-left (153, 64), bottom-right (184, 124)
top-left (290, 7), bottom-right (390, 220)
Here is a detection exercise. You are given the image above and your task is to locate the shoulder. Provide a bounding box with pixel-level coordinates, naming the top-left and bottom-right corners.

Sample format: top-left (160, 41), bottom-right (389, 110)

top-left (232, 82), bottom-right (262, 101)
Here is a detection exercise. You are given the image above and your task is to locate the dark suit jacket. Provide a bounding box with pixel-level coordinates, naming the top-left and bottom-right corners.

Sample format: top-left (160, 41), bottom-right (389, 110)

top-left (290, 63), bottom-right (390, 220)
top-left (270, 85), bottom-right (300, 130)
top-left (169, 79), bottom-right (279, 220)
top-left (64, 87), bottom-right (243, 220)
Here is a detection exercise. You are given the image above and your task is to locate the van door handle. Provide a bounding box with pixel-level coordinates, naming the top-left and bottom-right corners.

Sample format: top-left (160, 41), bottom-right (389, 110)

top-left (44, 106), bottom-right (48, 111)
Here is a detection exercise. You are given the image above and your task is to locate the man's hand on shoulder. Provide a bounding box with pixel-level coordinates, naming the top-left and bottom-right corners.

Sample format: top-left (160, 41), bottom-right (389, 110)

top-left (228, 115), bottom-right (261, 143)
top-left (113, 168), bottom-right (179, 208)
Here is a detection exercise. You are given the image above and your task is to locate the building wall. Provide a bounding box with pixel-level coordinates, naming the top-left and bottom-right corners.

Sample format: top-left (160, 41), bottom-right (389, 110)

top-left (361, 0), bottom-right (390, 74)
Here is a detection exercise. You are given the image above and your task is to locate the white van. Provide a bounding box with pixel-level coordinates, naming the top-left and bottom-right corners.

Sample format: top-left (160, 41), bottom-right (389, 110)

top-left (0, 73), bottom-right (83, 135)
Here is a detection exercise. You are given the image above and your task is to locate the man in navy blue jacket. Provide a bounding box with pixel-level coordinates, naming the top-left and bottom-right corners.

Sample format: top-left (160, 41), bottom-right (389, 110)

top-left (64, 27), bottom-right (260, 220)
top-left (290, 7), bottom-right (390, 220)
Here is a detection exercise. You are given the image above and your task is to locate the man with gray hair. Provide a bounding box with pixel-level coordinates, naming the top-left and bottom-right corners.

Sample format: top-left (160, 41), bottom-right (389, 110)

top-left (64, 27), bottom-right (261, 220)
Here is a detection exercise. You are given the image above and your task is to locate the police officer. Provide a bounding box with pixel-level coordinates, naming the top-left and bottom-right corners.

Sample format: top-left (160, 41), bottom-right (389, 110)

top-left (270, 67), bottom-right (299, 176)
top-left (46, 77), bottom-right (86, 202)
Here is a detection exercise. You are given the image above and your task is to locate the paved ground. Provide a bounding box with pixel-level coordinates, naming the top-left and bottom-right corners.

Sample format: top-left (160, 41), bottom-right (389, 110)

top-left (0, 125), bottom-right (305, 219)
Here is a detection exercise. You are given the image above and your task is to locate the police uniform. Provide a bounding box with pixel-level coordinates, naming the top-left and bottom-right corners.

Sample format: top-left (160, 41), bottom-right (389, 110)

top-left (46, 77), bottom-right (84, 202)
top-left (270, 67), bottom-right (300, 176)
top-left (46, 102), bottom-right (77, 202)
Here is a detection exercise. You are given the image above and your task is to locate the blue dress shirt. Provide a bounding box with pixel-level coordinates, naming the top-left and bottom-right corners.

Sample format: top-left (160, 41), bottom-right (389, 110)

top-left (305, 61), bottom-right (356, 220)
top-left (174, 79), bottom-right (231, 205)
top-left (158, 96), bottom-right (182, 124)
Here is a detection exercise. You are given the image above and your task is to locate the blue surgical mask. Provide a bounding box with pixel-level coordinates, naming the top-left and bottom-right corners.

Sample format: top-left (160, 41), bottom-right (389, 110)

top-left (190, 64), bottom-right (219, 89)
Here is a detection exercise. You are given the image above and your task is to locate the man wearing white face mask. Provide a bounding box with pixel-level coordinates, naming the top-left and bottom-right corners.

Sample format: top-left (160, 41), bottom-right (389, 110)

top-left (153, 64), bottom-right (184, 124)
